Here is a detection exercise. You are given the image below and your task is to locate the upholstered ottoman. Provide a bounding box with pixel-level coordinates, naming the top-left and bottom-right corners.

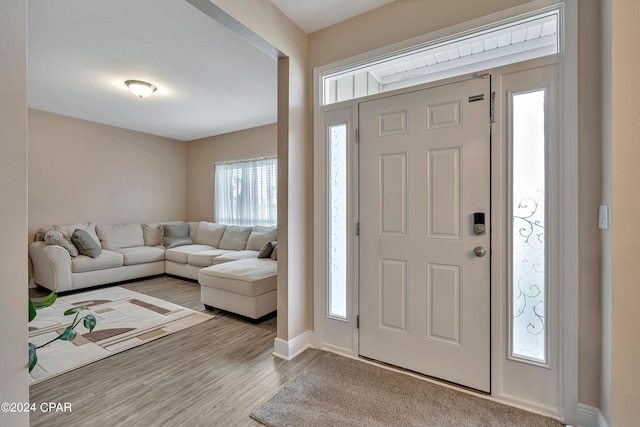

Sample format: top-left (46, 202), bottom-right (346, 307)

top-left (198, 258), bottom-right (277, 319)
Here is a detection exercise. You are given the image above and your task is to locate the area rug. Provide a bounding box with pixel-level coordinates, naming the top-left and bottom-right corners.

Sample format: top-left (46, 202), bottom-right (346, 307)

top-left (250, 353), bottom-right (563, 427)
top-left (28, 286), bottom-right (213, 384)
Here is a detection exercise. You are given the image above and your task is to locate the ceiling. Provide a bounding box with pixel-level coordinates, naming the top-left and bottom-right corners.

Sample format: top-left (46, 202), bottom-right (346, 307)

top-left (28, 0), bottom-right (393, 141)
top-left (270, 0), bottom-right (394, 33)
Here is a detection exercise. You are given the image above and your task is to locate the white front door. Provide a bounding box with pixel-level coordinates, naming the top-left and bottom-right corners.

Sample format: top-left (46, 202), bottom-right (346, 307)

top-left (359, 77), bottom-right (491, 392)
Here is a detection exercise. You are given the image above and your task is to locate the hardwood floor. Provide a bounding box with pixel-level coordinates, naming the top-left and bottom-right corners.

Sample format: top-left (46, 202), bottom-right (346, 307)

top-left (29, 276), bottom-right (325, 427)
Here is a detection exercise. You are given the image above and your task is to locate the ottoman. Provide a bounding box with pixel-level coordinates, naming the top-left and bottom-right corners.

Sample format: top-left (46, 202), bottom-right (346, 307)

top-left (198, 258), bottom-right (277, 319)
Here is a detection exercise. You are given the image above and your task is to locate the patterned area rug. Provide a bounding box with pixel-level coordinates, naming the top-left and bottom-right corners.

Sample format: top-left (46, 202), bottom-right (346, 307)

top-left (28, 286), bottom-right (213, 384)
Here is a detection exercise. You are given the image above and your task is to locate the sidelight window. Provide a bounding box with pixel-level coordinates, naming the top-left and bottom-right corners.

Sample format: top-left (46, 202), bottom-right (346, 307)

top-left (510, 89), bottom-right (547, 363)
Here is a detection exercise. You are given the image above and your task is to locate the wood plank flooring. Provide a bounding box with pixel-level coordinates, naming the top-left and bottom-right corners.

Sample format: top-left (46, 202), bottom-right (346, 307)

top-left (28, 276), bottom-right (325, 427)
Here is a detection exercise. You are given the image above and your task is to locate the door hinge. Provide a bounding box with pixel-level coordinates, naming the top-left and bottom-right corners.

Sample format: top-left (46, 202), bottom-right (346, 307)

top-left (490, 91), bottom-right (496, 123)
top-left (356, 222), bottom-right (360, 236)
top-left (356, 315), bottom-right (360, 329)
top-left (355, 129), bottom-right (360, 143)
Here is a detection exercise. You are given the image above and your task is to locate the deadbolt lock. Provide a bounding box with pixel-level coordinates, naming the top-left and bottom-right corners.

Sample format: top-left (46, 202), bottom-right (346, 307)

top-left (474, 212), bottom-right (486, 235)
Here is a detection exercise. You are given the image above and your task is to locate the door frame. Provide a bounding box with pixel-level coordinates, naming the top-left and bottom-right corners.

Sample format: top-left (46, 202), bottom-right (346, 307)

top-left (312, 0), bottom-right (578, 423)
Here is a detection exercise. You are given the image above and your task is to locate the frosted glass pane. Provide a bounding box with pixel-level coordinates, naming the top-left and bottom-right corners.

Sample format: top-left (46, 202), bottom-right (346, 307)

top-left (512, 90), bottom-right (546, 362)
top-left (329, 124), bottom-right (347, 319)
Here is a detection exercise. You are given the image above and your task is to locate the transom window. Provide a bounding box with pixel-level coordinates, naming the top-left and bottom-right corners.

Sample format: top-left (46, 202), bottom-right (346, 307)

top-left (214, 157), bottom-right (277, 226)
top-left (322, 6), bottom-right (560, 105)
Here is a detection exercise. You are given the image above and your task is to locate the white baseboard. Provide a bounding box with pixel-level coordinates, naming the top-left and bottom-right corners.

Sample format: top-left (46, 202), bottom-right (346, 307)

top-left (577, 403), bottom-right (608, 427)
top-left (272, 330), bottom-right (314, 361)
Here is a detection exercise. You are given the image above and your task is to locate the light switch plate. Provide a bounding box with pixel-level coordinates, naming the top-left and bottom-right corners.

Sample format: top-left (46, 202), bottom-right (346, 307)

top-left (598, 205), bottom-right (608, 230)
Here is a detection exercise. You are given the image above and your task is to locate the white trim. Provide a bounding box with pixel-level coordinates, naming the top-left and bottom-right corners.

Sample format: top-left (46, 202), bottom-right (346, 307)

top-left (577, 404), bottom-right (608, 427)
top-left (560, 0), bottom-right (579, 423)
top-left (272, 331), bottom-right (314, 361)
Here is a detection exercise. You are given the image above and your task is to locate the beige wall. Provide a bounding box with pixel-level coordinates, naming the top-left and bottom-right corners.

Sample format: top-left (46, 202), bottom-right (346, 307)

top-left (308, 0), bottom-right (531, 69)
top-left (0, 0), bottom-right (29, 425)
top-left (185, 123), bottom-right (277, 221)
top-left (309, 0), bottom-right (603, 410)
top-left (611, 0), bottom-right (640, 425)
top-left (28, 110), bottom-right (186, 239)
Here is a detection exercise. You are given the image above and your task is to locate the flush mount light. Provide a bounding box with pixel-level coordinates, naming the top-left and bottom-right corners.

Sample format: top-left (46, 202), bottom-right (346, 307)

top-left (124, 80), bottom-right (157, 98)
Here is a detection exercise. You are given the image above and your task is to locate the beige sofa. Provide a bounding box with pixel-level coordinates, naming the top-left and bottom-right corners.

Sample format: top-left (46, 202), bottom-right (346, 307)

top-left (29, 221), bottom-right (277, 318)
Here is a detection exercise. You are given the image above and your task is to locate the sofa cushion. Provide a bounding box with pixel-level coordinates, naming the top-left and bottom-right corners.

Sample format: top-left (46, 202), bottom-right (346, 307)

top-left (246, 226), bottom-right (277, 251)
top-left (96, 223), bottom-right (144, 250)
top-left (57, 222), bottom-right (100, 246)
top-left (187, 249), bottom-right (234, 267)
top-left (212, 250), bottom-right (259, 265)
top-left (71, 249), bottom-right (123, 273)
top-left (165, 244), bottom-right (215, 264)
top-left (198, 259), bottom-right (277, 297)
top-left (195, 222), bottom-right (226, 248)
top-left (218, 226), bottom-right (252, 250)
top-left (116, 246), bottom-right (165, 266)
top-left (72, 229), bottom-right (102, 258)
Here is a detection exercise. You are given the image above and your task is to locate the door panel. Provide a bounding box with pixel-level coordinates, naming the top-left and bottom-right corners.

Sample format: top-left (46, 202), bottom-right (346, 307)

top-left (359, 78), bottom-right (491, 392)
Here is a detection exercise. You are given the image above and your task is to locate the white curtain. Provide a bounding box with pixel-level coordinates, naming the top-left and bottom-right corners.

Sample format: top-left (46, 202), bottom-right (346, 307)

top-left (214, 157), bottom-right (277, 226)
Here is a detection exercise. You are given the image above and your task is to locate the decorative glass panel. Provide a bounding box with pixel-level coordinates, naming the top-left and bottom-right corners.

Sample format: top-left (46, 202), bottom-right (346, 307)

top-left (511, 90), bottom-right (546, 363)
top-left (328, 124), bottom-right (348, 319)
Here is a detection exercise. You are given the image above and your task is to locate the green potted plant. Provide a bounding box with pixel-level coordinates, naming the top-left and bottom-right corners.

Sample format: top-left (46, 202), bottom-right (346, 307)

top-left (28, 286), bottom-right (97, 372)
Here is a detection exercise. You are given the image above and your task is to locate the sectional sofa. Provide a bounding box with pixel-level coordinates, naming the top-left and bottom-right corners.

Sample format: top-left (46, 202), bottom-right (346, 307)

top-left (28, 221), bottom-right (277, 318)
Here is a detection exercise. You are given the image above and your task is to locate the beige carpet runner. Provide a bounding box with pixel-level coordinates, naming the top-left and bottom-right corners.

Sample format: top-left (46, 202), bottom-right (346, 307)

top-left (251, 352), bottom-right (563, 427)
top-left (28, 286), bottom-right (213, 384)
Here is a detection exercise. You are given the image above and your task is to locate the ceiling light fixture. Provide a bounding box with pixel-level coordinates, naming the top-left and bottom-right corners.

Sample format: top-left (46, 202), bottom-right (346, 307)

top-left (125, 80), bottom-right (157, 98)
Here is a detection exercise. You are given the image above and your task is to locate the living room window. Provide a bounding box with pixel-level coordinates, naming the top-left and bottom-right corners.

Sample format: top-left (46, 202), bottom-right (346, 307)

top-left (214, 157), bottom-right (277, 226)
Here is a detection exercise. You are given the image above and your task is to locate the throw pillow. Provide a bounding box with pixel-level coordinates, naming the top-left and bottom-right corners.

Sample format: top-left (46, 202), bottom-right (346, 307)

top-left (257, 241), bottom-right (274, 258)
top-left (163, 223), bottom-right (190, 239)
top-left (270, 242), bottom-right (278, 260)
top-left (164, 236), bottom-right (194, 249)
top-left (44, 230), bottom-right (79, 257)
top-left (142, 223), bottom-right (163, 246)
top-left (72, 228), bottom-right (102, 258)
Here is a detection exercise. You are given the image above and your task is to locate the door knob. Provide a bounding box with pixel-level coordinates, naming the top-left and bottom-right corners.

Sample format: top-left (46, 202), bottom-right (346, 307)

top-left (474, 246), bottom-right (487, 257)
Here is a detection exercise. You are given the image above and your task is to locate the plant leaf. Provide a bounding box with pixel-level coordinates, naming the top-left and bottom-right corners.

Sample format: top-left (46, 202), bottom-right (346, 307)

top-left (83, 314), bottom-right (97, 332)
top-left (31, 292), bottom-right (57, 310)
top-left (28, 343), bottom-right (37, 372)
top-left (28, 299), bottom-right (37, 322)
top-left (64, 308), bottom-right (79, 316)
top-left (58, 326), bottom-right (77, 341)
